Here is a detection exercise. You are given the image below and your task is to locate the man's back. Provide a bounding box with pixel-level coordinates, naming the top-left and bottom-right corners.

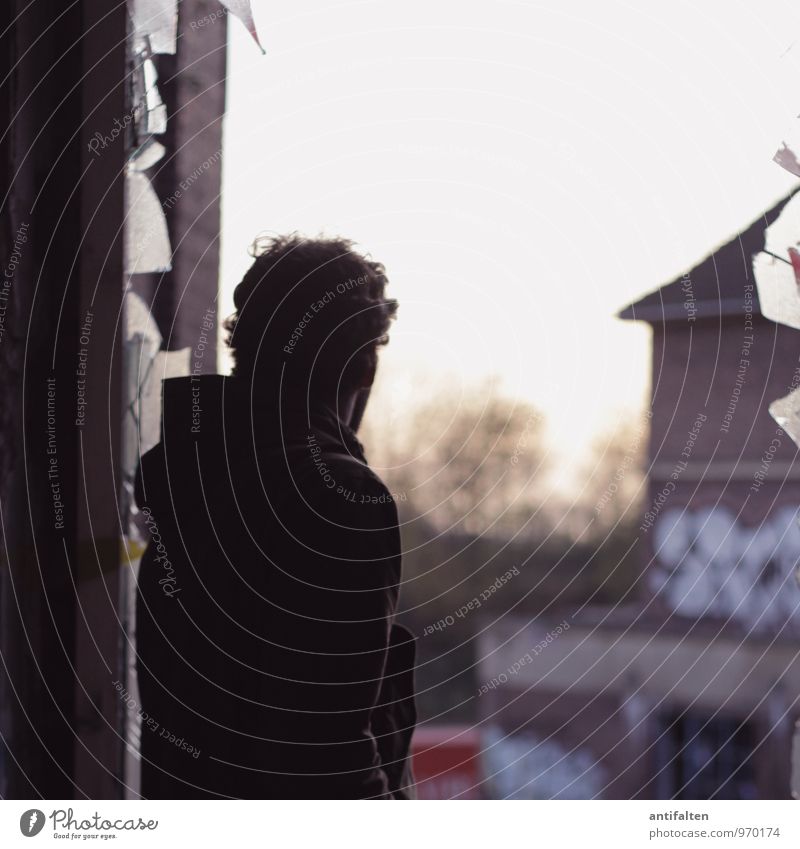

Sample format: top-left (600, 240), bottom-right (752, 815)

top-left (134, 375), bottom-right (414, 798)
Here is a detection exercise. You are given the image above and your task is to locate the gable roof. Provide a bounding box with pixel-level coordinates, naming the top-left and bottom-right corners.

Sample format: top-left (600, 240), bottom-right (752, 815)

top-left (619, 189), bottom-right (798, 322)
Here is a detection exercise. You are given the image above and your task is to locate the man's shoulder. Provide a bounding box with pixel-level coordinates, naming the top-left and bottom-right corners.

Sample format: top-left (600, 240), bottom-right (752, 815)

top-left (279, 447), bottom-right (402, 586)
top-left (291, 445), bottom-right (391, 498)
top-left (327, 453), bottom-right (390, 493)
top-left (316, 454), bottom-right (400, 521)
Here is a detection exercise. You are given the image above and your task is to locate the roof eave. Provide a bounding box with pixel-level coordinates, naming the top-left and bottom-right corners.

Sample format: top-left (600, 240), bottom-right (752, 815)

top-left (618, 298), bottom-right (754, 323)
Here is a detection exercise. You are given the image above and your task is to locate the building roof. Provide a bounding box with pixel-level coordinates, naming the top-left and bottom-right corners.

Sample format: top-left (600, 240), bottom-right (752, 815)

top-left (618, 189), bottom-right (798, 322)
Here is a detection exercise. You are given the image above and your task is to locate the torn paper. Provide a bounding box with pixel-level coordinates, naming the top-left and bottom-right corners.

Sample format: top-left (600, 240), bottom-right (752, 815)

top-left (130, 137), bottom-right (166, 172)
top-left (770, 385), bottom-right (800, 448)
top-left (122, 312), bottom-right (190, 471)
top-left (125, 139), bottom-right (171, 274)
top-left (131, 346), bottom-right (191, 463)
top-left (775, 141), bottom-right (800, 178)
top-left (125, 290), bottom-right (163, 354)
top-left (132, 56), bottom-right (168, 137)
top-left (753, 191), bottom-right (800, 330)
top-left (125, 171), bottom-right (172, 275)
top-left (142, 59), bottom-right (168, 134)
top-left (129, 0), bottom-right (178, 55)
top-left (221, 0), bottom-right (265, 53)
top-left (753, 252), bottom-right (800, 329)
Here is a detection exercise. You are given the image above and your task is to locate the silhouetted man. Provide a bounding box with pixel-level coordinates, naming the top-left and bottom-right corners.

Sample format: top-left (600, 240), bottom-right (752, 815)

top-left (134, 235), bottom-right (415, 799)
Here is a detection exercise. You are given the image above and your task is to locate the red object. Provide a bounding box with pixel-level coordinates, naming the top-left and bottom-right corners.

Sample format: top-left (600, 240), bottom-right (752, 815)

top-left (411, 725), bottom-right (482, 799)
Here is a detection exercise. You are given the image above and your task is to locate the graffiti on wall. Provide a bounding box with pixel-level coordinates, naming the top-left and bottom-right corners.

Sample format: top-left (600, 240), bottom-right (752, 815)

top-left (651, 506), bottom-right (800, 633)
top-left (482, 726), bottom-right (607, 799)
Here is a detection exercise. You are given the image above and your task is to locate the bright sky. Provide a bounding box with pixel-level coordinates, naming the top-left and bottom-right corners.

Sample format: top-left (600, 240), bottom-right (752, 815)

top-left (219, 0), bottom-right (800, 485)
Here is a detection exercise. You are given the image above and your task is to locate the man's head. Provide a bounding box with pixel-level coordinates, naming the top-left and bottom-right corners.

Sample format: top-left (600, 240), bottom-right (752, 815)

top-left (224, 234), bottom-right (397, 416)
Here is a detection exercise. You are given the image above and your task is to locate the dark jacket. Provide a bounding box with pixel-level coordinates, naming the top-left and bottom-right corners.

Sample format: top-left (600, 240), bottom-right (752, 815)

top-left (134, 375), bottom-right (416, 799)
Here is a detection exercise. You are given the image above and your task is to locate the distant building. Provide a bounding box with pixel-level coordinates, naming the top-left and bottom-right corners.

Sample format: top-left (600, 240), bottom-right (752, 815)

top-left (477, 191), bottom-right (800, 799)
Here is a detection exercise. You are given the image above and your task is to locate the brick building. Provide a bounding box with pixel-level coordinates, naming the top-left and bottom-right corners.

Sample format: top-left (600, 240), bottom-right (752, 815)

top-left (477, 191), bottom-right (800, 799)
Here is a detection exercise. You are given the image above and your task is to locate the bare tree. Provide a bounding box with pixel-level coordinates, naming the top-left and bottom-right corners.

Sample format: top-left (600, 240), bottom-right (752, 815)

top-left (567, 414), bottom-right (649, 540)
top-left (361, 377), bottom-right (549, 539)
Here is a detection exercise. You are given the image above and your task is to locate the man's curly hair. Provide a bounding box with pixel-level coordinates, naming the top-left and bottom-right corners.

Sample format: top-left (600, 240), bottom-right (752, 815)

top-left (224, 234), bottom-right (397, 397)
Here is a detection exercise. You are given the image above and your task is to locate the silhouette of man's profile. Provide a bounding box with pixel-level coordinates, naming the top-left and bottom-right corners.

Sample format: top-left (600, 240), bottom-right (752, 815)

top-left (134, 234), bottom-right (415, 799)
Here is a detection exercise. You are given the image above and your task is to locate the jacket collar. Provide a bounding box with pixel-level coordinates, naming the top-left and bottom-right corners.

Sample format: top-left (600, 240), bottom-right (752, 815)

top-left (160, 375), bottom-right (367, 462)
top-left (306, 402), bottom-right (367, 463)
